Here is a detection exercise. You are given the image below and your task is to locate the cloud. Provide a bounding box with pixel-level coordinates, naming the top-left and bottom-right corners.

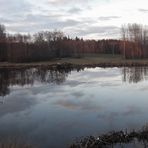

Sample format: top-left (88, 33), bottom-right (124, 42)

top-left (138, 9), bottom-right (148, 13)
top-left (67, 7), bottom-right (82, 14)
top-left (7, 16), bottom-right (80, 33)
top-left (67, 25), bottom-right (120, 39)
top-left (98, 16), bottom-right (121, 21)
top-left (0, 0), bottom-right (32, 16)
top-left (0, 0), bottom-right (148, 39)
top-left (0, 18), bottom-right (13, 24)
top-left (48, 0), bottom-right (90, 5)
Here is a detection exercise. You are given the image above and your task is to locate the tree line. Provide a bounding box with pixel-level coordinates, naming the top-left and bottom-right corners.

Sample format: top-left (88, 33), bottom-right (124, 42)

top-left (0, 23), bottom-right (148, 62)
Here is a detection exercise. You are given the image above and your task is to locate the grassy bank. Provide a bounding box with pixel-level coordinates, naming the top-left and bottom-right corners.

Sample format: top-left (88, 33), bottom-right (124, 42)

top-left (1, 54), bottom-right (148, 69)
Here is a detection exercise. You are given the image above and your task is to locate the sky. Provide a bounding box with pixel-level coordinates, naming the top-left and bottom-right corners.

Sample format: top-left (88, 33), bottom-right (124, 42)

top-left (0, 0), bottom-right (148, 39)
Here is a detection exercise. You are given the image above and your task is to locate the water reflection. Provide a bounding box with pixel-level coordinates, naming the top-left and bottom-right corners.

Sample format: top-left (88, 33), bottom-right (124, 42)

top-left (0, 68), bottom-right (72, 96)
top-left (122, 67), bottom-right (148, 83)
top-left (0, 66), bottom-right (148, 148)
top-left (0, 66), bottom-right (148, 96)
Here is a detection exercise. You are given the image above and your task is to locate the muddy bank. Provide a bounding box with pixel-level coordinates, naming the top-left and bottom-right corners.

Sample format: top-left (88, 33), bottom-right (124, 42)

top-left (1, 61), bottom-right (148, 70)
top-left (69, 128), bottom-right (148, 148)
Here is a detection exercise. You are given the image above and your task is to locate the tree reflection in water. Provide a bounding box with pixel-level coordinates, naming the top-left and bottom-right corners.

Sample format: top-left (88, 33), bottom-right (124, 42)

top-left (0, 67), bottom-right (72, 97)
top-left (122, 67), bottom-right (148, 83)
top-left (0, 66), bottom-right (148, 97)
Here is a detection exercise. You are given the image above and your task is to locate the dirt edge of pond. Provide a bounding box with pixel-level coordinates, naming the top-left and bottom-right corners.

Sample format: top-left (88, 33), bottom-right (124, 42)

top-left (69, 128), bottom-right (148, 148)
top-left (1, 61), bottom-right (148, 70)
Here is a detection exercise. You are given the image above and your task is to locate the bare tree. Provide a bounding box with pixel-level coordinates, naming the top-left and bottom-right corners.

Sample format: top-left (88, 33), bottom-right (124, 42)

top-left (121, 23), bottom-right (148, 58)
top-left (0, 24), bottom-right (6, 42)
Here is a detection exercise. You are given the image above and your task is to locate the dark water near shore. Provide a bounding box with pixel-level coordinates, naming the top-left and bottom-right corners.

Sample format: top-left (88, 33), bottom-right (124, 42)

top-left (0, 67), bottom-right (148, 147)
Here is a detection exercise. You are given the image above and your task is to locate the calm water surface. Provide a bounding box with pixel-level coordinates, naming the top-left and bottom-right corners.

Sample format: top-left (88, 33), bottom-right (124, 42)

top-left (0, 67), bottom-right (148, 147)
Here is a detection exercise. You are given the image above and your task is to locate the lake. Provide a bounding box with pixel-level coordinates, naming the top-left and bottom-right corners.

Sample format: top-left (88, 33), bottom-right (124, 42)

top-left (0, 67), bottom-right (148, 148)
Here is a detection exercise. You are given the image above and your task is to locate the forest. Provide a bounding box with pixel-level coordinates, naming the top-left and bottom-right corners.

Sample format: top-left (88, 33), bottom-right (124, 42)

top-left (0, 23), bottom-right (148, 62)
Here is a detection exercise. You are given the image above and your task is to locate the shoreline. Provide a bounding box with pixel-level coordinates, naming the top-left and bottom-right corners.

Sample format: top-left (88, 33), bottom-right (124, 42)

top-left (1, 57), bottom-right (148, 69)
top-left (70, 128), bottom-right (148, 148)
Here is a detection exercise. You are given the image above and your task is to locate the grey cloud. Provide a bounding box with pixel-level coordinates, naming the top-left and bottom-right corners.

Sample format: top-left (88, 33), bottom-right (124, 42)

top-left (49, 0), bottom-right (90, 5)
top-left (0, 0), bottom-right (32, 15)
top-left (67, 7), bottom-right (82, 14)
top-left (0, 0), bottom-right (34, 26)
top-left (48, 0), bottom-right (92, 13)
top-left (58, 19), bottom-right (80, 27)
top-left (7, 16), bottom-right (80, 33)
top-left (0, 0), bottom-right (120, 39)
top-left (24, 14), bottom-right (62, 22)
top-left (138, 9), bottom-right (148, 13)
top-left (73, 25), bottom-right (120, 37)
top-left (98, 16), bottom-right (121, 21)
top-left (0, 18), bottom-right (13, 24)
